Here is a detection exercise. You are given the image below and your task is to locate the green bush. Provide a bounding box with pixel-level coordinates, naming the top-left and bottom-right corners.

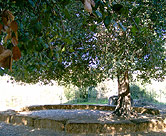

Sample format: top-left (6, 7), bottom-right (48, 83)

top-left (64, 85), bottom-right (76, 101)
top-left (130, 83), bottom-right (158, 102)
top-left (87, 86), bottom-right (98, 99)
top-left (75, 88), bottom-right (88, 102)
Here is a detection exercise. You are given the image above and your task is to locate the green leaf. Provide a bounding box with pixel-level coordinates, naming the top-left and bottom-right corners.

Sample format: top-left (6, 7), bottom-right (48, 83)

top-left (59, 0), bottom-right (71, 6)
top-left (0, 68), bottom-right (4, 76)
top-left (35, 22), bottom-right (42, 33)
top-left (90, 24), bottom-right (97, 31)
top-left (131, 26), bottom-right (137, 36)
top-left (62, 47), bottom-right (65, 52)
top-left (28, 0), bottom-right (35, 7)
top-left (104, 16), bottom-right (111, 28)
top-left (44, 44), bottom-right (49, 48)
top-left (39, 62), bottom-right (47, 66)
top-left (135, 17), bottom-right (140, 25)
top-left (119, 22), bottom-right (126, 31)
top-left (132, 7), bottom-right (140, 16)
top-left (3, 0), bottom-right (165, 88)
top-left (69, 47), bottom-right (74, 52)
top-left (95, 10), bottom-right (102, 18)
top-left (121, 7), bottom-right (129, 16)
top-left (64, 8), bottom-right (70, 18)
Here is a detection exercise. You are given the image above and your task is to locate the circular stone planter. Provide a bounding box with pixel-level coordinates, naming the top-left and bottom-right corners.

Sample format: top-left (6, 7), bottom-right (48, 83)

top-left (0, 104), bottom-right (165, 135)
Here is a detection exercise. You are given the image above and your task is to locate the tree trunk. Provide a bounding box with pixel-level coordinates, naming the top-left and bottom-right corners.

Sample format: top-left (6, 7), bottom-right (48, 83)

top-left (112, 70), bottom-right (136, 118)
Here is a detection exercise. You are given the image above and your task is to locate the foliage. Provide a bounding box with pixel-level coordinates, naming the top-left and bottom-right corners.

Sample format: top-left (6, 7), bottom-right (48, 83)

top-left (0, 68), bottom-right (4, 76)
top-left (130, 84), bottom-right (145, 99)
top-left (92, 0), bottom-right (166, 82)
top-left (130, 83), bottom-right (157, 102)
top-left (75, 88), bottom-right (89, 102)
top-left (0, 0), bottom-right (101, 87)
top-left (0, 0), bottom-right (165, 88)
top-left (66, 98), bottom-right (108, 105)
top-left (64, 85), bottom-right (98, 103)
top-left (130, 79), bottom-right (166, 103)
top-left (64, 85), bottom-right (77, 101)
top-left (88, 86), bottom-right (98, 99)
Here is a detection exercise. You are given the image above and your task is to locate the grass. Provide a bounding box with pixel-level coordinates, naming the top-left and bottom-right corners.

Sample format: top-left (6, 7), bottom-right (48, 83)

top-left (66, 98), bottom-right (108, 105)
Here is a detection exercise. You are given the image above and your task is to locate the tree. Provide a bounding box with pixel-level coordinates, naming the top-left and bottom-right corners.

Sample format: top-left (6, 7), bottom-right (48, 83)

top-left (0, 0), bottom-right (165, 117)
top-left (90, 0), bottom-right (166, 117)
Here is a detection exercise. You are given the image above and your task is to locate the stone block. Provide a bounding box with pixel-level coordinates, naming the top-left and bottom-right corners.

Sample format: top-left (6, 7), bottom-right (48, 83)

top-left (0, 113), bottom-right (11, 123)
top-left (9, 115), bottom-right (35, 127)
top-left (66, 120), bottom-right (102, 134)
top-left (34, 118), bottom-right (65, 132)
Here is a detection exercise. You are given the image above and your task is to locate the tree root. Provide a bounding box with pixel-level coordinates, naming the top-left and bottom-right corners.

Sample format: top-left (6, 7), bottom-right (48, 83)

top-left (112, 107), bottom-right (138, 119)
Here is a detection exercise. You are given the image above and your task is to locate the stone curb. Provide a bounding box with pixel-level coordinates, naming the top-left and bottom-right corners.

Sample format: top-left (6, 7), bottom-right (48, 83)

top-left (0, 112), bottom-right (65, 132)
top-left (0, 105), bottom-right (165, 134)
top-left (65, 117), bottom-right (166, 134)
top-left (20, 104), bottom-right (160, 115)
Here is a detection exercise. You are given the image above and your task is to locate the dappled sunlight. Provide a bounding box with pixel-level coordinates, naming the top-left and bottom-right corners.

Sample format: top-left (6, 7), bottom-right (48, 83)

top-left (0, 121), bottom-right (64, 135)
top-left (21, 118), bottom-right (28, 125)
top-left (19, 109), bottom-right (114, 122)
top-left (0, 103), bottom-right (166, 134)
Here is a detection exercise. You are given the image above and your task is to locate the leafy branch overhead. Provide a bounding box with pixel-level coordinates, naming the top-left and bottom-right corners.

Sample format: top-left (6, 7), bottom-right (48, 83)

top-left (0, 0), bottom-right (165, 87)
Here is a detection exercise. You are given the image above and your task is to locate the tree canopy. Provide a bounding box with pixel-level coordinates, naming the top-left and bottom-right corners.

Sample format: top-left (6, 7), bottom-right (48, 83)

top-left (0, 0), bottom-right (165, 87)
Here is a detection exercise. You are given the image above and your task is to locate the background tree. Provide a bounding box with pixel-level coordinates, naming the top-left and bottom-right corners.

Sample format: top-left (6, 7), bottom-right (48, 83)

top-left (0, 0), bottom-right (165, 117)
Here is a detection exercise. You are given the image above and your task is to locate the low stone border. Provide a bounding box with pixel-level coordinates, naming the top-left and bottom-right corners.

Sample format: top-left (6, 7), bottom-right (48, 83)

top-left (66, 117), bottom-right (166, 134)
top-left (0, 105), bottom-right (165, 134)
top-left (20, 104), bottom-right (160, 115)
top-left (0, 112), bottom-right (65, 132)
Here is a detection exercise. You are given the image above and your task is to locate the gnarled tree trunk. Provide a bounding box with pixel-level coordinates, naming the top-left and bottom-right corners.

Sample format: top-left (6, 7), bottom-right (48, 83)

top-left (112, 70), bottom-right (136, 118)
